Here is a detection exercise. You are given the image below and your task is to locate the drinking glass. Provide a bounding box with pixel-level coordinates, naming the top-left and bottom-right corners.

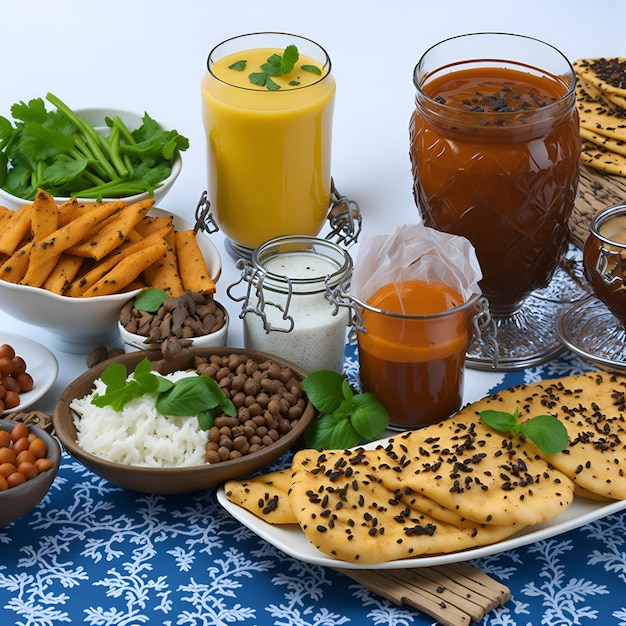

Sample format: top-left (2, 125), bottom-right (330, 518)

top-left (202, 32), bottom-right (336, 259)
top-left (409, 33), bottom-right (580, 369)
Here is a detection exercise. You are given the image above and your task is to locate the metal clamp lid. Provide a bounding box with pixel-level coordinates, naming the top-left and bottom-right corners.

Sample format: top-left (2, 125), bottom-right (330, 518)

top-left (194, 191), bottom-right (219, 235)
top-left (227, 261), bottom-right (296, 334)
top-left (327, 285), bottom-right (499, 367)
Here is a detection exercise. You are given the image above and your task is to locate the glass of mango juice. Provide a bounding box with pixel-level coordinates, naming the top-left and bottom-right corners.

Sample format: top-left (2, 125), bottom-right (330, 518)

top-left (201, 32), bottom-right (336, 258)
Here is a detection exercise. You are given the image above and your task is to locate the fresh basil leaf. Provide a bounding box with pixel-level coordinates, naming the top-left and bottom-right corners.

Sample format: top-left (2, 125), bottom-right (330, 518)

top-left (156, 376), bottom-right (218, 416)
top-left (521, 414), bottom-right (569, 455)
top-left (218, 396), bottom-right (237, 417)
top-left (197, 409), bottom-right (216, 431)
top-left (303, 413), bottom-right (338, 450)
top-left (341, 378), bottom-right (354, 402)
top-left (302, 370), bottom-right (345, 414)
top-left (134, 287), bottom-right (168, 312)
top-left (100, 361), bottom-right (127, 388)
top-left (133, 357), bottom-right (154, 377)
top-left (480, 409), bottom-right (520, 432)
top-left (154, 376), bottom-right (175, 393)
top-left (134, 370), bottom-right (160, 394)
top-left (328, 416), bottom-right (361, 450)
top-left (350, 393), bottom-right (389, 440)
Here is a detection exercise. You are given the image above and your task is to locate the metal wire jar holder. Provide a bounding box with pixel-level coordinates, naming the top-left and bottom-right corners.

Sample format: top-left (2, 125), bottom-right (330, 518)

top-left (227, 235), bottom-right (354, 373)
top-left (327, 285), bottom-right (500, 369)
top-left (194, 179), bottom-right (362, 260)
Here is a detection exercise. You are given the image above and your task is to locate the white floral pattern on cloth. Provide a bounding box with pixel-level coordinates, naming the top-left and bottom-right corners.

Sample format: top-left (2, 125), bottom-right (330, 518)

top-left (1, 346), bottom-right (625, 626)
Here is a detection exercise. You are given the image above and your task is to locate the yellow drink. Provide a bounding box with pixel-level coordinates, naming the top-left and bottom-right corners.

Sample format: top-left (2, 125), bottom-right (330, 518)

top-left (201, 33), bottom-right (336, 253)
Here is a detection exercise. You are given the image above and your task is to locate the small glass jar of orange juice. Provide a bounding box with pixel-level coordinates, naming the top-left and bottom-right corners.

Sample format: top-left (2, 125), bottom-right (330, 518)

top-left (347, 281), bottom-right (489, 429)
top-left (331, 224), bottom-right (495, 429)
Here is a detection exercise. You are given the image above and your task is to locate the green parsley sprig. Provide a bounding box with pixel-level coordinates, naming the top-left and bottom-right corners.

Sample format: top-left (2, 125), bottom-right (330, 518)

top-left (228, 44), bottom-right (322, 91)
top-left (480, 407), bottom-right (569, 455)
top-left (91, 357), bottom-right (236, 430)
top-left (302, 370), bottom-right (389, 450)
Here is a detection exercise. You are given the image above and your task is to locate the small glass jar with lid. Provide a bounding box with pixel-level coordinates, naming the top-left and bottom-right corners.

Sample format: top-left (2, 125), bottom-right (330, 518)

top-left (228, 236), bottom-right (353, 373)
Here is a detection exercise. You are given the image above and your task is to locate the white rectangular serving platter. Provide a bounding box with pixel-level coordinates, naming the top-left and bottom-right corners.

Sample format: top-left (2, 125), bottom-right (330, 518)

top-left (216, 487), bottom-right (626, 570)
top-left (217, 428), bottom-right (626, 573)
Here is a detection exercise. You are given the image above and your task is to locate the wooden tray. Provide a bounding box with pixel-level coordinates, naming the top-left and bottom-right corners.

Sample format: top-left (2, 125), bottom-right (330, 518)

top-left (570, 165), bottom-right (626, 249)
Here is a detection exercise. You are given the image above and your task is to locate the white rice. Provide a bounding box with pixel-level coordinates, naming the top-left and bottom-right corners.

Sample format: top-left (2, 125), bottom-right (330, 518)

top-left (70, 370), bottom-right (208, 467)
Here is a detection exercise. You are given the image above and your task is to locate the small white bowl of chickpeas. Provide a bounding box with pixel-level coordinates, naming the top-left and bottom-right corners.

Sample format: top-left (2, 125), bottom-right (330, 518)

top-left (0, 418), bottom-right (61, 527)
top-left (0, 335), bottom-right (59, 414)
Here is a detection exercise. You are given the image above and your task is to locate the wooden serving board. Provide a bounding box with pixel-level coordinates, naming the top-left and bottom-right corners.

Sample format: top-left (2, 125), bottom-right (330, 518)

top-left (335, 562), bottom-right (510, 626)
top-left (570, 164), bottom-right (626, 249)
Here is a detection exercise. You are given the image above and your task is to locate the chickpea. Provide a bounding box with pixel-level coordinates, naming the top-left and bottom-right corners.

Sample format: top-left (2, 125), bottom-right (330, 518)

top-left (0, 357), bottom-right (14, 375)
top-left (16, 450), bottom-right (36, 466)
top-left (0, 344), bottom-right (35, 408)
top-left (0, 462), bottom-right (17, 479)
top-left (6, 472), bottom-right (26, 488)
top-left (10, 423), bottom-right (28, 442)
top-left (28, 437), bottom-right (47, 460)
top-left (0, 430), bottom-right (11, 448)
top-left (0, 446), bottom-right (16, 465)
top-left (4, 391), bottom-right (20, 410)
top-left (12, 437), bottom-right (30, 456)
top-left (35, 458), bottom-right (54, 473)
top-left (17, 461), bottom-right (38, 481)
top-left (0, 344), bottom-right (15, 360)
top-left (11, 356), bottom-right (26, 376)
top-left (17, 372), bottom-right (33, 393)
top-left (0, 424), bottom-right (52, 491)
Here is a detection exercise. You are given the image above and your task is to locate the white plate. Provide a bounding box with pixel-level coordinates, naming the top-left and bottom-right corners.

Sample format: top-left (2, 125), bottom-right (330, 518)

top-left (0, 332), bottom-right (59, 414)
top-left (217, 446), bottom-right (626, 570)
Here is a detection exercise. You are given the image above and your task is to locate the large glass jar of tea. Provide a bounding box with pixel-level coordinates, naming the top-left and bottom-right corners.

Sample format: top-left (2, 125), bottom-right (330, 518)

top-left (410, 33), bottom-right (580, 319)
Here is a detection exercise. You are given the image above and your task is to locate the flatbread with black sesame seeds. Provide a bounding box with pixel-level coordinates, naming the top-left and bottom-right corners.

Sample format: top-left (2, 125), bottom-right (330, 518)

top-left (580, 127), bottom-right (626, 157)
top-left (573, 58), bottom-right (626, 176)
top-left (224, 469), bottom-right (297, 525)
top-left (464, 370), bottom-right (626, 501)
top-left (288, 447), bottom-right (522, 564)
top-left (372, 418), bottom-right (575, 527)
top-left (574, 57), bottom-right (626, 100)
top-left (580, 140), bottom-right (626, 176)
top-left (223, 369), bottom-right (626, 564)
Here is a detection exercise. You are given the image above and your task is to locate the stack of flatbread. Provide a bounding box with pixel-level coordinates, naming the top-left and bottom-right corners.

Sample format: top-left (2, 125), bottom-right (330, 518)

top-left (573, 57), bottom-right (626, 176)
top-left (224, 370), bottom-right (626, 565)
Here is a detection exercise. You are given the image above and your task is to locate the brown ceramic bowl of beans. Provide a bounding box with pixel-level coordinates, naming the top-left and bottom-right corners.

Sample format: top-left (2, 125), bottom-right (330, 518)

top-left (52, 347), bottom-right (317, 494)
top-left (0, 418), bottom-right (61, 528)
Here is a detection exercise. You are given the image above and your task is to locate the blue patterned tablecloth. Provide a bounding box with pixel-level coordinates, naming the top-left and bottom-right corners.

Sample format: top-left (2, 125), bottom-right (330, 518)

top-left (1, 345), bottom-right (625, 626)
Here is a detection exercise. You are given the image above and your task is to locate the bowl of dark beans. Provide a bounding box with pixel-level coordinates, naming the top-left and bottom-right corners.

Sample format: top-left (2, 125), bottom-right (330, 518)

top-left (118, 290), bottom-right (229, 360)
top-left (52, 347), bottom-right (316, 494)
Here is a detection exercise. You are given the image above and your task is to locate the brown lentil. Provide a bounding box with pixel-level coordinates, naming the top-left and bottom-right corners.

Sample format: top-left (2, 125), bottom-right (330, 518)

top-left (194, 354), bottom-right (307, 465)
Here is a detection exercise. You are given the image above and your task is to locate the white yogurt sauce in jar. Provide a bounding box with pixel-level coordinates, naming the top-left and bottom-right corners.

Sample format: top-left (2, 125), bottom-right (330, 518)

top-left (230, 236), bottom-right (353, 373)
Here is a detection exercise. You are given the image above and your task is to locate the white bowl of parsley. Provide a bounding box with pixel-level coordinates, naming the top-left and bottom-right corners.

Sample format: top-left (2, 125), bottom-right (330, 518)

top-left (0, 94), bottom-right (186, 208)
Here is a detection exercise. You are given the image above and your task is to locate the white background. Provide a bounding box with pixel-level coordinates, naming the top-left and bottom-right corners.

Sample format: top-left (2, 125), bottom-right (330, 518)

top-left (0, 0), bottom-right (622, 411)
